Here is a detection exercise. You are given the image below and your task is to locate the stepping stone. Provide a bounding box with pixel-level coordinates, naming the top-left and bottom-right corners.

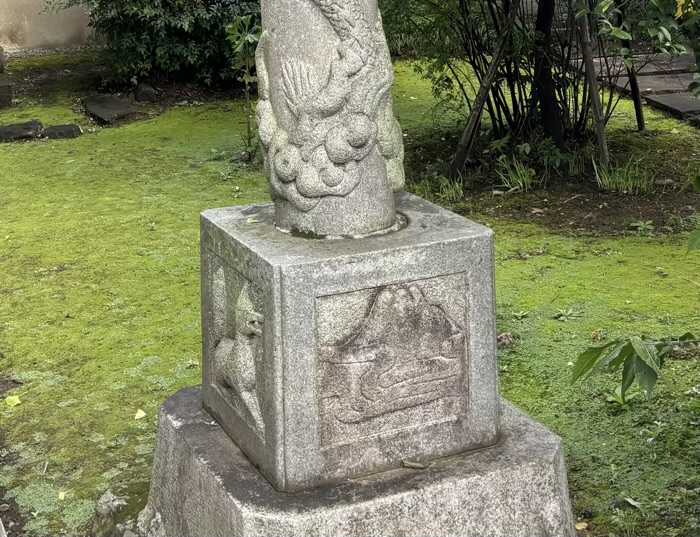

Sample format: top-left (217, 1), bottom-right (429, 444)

top-left (614, 73), bottom-right (695, 95)
top-left (636, 54), bottom-right (695, 75)
top-left (645, 93), bottom-right (700, 118)
top-left (0, 121), bottom-right (43, 143)
top-left (43, 124), bottom-right (83, 139)
top-left (0, 74), bottom-right (12, 108)
top-left (82, 95), bottom-right (138, 123)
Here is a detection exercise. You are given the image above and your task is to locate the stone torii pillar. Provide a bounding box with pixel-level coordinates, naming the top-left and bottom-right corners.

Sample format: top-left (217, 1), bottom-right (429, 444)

top-left (136, 0), bottom-right (577, 534)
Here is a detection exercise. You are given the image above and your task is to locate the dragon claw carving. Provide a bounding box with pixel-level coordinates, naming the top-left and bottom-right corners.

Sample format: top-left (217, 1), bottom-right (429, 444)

top-left (256, 1), bottom-right (405, 213)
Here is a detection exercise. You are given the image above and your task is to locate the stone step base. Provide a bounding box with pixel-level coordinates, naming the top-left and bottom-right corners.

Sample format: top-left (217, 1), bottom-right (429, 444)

top-left (137, 387), bottom-right (576, 537)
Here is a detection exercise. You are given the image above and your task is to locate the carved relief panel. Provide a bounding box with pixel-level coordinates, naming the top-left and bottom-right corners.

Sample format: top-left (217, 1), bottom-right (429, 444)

top-left (204, 255), bottom-right (267, 442)
top-left (317, 274), bottom-right (469, 448)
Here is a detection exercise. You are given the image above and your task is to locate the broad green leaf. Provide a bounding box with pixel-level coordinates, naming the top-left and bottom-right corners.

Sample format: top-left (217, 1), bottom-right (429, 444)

top-left (688, 230), bottom-right (700, 254)
top-left (678, 332), bottom-right (697, 341)
top-left (621, 355), bottom-right (637, 401)
top-left (693, 175), bottom-right (700, 193)
top-left (586, 341), bottom-right (632, 377)
top-left (571, 341), bottom-right (617, 383)
top-left (611, 28), bottom-right (633, 40)
top-left (635, 354), bottom-right (658, 398)
top-left (630, 336), bottom-right (673, 389)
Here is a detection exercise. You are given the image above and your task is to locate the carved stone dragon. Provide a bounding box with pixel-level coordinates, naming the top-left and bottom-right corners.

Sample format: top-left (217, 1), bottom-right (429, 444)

top-left (256, 0), bottom-right (405, 212)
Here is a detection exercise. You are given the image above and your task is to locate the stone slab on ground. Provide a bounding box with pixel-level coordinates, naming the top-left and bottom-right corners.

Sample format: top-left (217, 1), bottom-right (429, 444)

top-left (645, 92), bottom-right (700, 118)
top-left (138, 386), bottom-right (576, 537)
top-left (637, 54), bottom-right (695, 75)
top-left (201, 191), bottom-right (499, 492)
top-left (0, 121), bottom-right (43, 143)
top-left (568, 54), bottom-right (693, 78)
top-left (0, 74), bottom-right (12, 108)
top-left (43, 124), bottom-right (83, 139)
top-left (83, 95), bottom-right (138, 123)
top-left (614, 73), bottom-right (694, 95)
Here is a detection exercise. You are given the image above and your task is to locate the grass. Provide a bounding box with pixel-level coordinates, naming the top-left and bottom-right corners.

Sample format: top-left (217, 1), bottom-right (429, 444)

top-left (0, 53), bottom-right (699, 536)
top-left (594, 157), bottom-right (657, 195)
top-left (495, 155), bottom-right (537, 193)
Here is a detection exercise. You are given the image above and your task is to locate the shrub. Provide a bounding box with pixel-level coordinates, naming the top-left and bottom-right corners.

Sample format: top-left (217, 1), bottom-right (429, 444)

top-left (47, 0), bottom-right (259, 85)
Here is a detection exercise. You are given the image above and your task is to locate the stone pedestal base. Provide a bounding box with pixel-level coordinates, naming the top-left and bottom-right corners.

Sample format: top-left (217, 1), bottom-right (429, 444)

top-left (138, 387), bottom-right (575, 537)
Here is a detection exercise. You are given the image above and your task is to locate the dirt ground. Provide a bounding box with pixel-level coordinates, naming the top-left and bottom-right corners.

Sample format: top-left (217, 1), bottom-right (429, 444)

top-left (464, 179), bottom-right (700, 235)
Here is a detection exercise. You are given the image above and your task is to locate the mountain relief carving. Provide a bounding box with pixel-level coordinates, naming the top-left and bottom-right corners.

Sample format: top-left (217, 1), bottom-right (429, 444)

top-left (320, 284), bottom-right (466, 424)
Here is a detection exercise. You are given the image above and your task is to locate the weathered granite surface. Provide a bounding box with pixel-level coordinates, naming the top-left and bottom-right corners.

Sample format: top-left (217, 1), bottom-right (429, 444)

top-left (256, 0), bottom-right (405, 237)
top-left (201, 191), bottom-right (499, 492)
top-left (139, 386), bottom-right (576, 537)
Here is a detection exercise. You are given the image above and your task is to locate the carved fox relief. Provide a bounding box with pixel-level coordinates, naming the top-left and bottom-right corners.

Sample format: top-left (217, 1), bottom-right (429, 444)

top-left (214, 281), bottom-right (265, 436)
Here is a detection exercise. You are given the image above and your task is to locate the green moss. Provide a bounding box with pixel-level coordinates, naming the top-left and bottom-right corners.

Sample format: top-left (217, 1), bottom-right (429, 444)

top-left (1, 54), bottom-right (699, 536)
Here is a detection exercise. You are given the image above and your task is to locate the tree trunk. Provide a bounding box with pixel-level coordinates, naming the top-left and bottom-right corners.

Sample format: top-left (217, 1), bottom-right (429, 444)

top-left (578, 15), bottom-right (610, 168)
top-left (614, 2), bottom-right (645, 132)
top-left (448, 0), bottom-right (522, 179)
top-left (533, 0), bottom-right (566, 150)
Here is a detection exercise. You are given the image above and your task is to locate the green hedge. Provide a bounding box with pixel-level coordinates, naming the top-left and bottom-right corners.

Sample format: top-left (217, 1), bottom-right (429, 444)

top-left (48, 0), bottom-right (259, 85)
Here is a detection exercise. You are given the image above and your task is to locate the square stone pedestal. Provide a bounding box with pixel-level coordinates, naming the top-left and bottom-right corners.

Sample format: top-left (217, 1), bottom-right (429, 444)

top-left (138, 387), bottom-right (576, 537)
top-left (200, 192), bottom-right (500, 492)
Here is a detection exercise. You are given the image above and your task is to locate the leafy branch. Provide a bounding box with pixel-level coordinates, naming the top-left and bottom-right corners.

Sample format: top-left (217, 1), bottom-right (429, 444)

top-left (572, 334), bottom-right (698, 402)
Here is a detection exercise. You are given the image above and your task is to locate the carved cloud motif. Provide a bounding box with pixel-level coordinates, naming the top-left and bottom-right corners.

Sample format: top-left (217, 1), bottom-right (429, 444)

top-left (255, 0), bottom-right (405, 212)
top-left (320, 285), bottom-right (466, 424)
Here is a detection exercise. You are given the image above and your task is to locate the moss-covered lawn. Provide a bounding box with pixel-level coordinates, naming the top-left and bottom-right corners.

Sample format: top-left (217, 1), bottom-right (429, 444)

top-left (1, 55), bottom-right (699, 536)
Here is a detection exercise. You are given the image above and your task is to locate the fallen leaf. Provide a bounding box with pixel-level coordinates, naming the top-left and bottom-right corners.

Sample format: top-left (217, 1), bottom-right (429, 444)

top-left (529, 168), bottom-right (537, 176)
top-left (5, 396), bottom-right (21, 408)
top-left (0, 504), bottom-right (9, 512)
top-left (134, 409), bottom-right (146, 420)
top-left (531, 208), bottom-right (545, 215)
top-left (58, 492), bottom-right (66, 501)
top-left (624, 497), bottom-right (643, 510)
top-left (246, 218), bottom-right (260, 224)
top-left (575, 522), bottom-right (588, 531)
top-left (671, 128), bottom-right (680, 134)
